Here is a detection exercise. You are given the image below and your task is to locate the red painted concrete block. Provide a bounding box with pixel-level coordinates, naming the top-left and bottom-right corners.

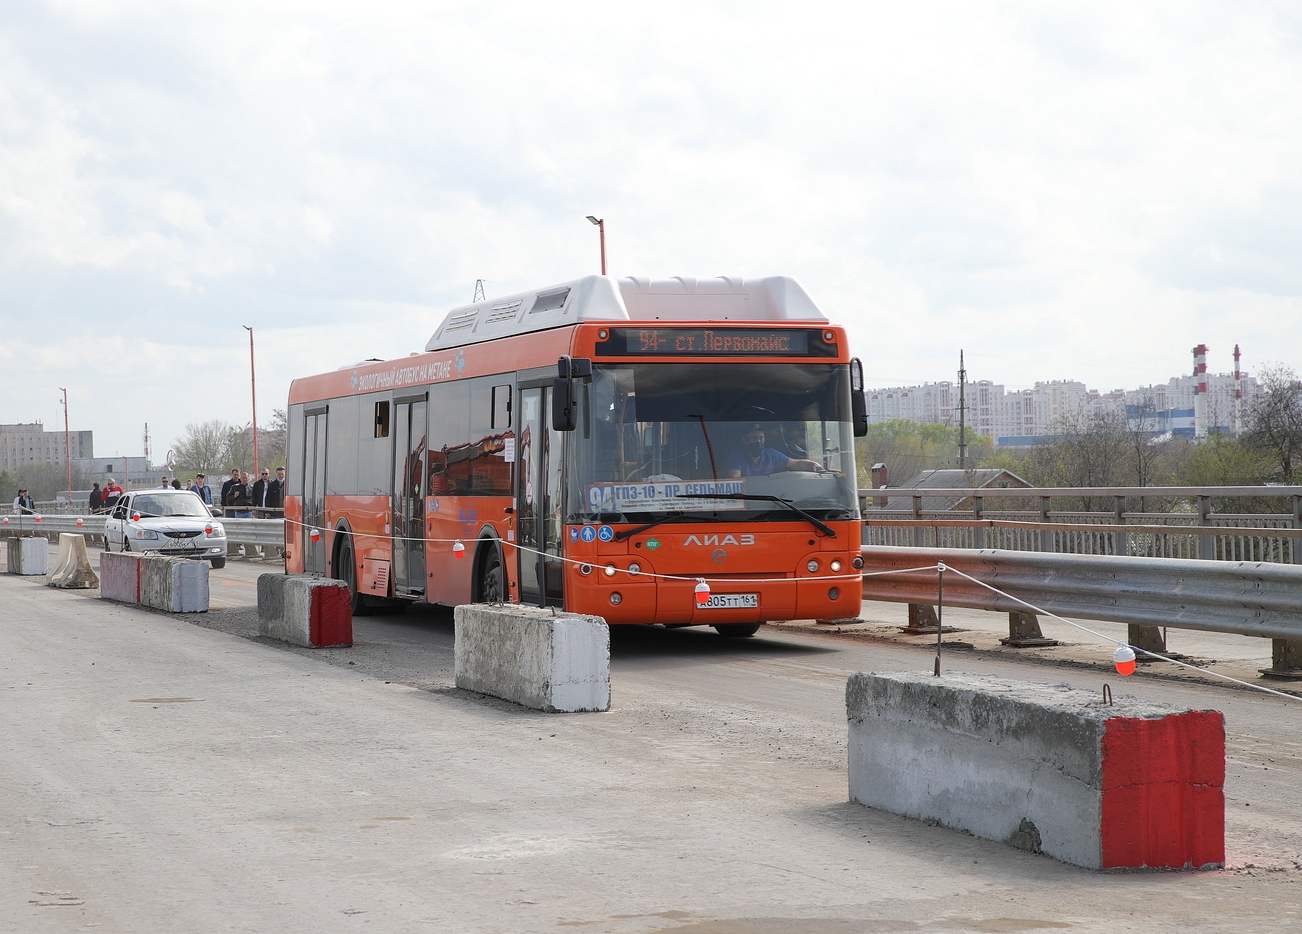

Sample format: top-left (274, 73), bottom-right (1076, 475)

top-left (1101, 711), bottom-right (1225, 869)
top-left (308, 584), bottom-right (353, 648)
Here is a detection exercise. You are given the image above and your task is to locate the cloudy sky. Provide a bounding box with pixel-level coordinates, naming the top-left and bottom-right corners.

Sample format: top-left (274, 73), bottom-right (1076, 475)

top-left (2, 1), bottom-right (1299, 459)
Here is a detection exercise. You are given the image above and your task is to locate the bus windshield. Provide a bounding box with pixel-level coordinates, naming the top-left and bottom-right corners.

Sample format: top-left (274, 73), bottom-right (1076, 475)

top-left (567, 362), bottom-right (859, 523)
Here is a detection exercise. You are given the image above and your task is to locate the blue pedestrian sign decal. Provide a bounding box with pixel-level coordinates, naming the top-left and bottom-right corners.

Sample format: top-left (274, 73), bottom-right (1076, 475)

top-left (580, 526), bottom-right (597, 542)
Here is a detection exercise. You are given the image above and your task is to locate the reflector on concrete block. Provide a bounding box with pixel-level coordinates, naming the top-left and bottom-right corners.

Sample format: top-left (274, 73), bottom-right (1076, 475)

top-left (48, 534), bottom-right (100, 589)
top-left (454, 604), bottom-right (610, 712)
top-left (100, 552), bottom-right (143, 603)
top-left (847, 671), bottom-right (1224, 870)
top-left (257, 574), bottom-right (352, 648)
top-left (6, 537), bottom-right (49, 576)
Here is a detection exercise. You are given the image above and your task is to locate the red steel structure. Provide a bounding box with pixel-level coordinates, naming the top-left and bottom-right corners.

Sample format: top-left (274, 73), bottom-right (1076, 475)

top-left (284, 275), bottom-right (868, 634)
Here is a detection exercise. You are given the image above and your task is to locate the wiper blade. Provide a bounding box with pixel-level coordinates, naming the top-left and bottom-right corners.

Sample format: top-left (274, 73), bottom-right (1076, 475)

top-left (613, 512), bottom-right (720, 543)
top-left (680, 493), bottom-right (836, 537)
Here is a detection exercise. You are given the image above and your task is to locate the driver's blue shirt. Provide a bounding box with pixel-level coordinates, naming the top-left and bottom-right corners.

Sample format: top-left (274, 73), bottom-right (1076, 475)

top-left (724, 446), bottom-right (790, 477)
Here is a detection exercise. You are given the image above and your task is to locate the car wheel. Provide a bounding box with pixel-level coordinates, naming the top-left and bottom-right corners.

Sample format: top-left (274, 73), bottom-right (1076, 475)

top-left (335, 535), bottom-right (371, 616)
top-left (713, 623), bottom-right (761, 638)
top-left (479, 544), bottom-right (505, 603)
top-left (210, 556), bottom-right (226, 570)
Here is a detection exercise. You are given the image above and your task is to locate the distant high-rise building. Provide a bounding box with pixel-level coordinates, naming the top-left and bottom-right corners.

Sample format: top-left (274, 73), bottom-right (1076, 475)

top-left (0, 422), bottom-right (94, 470)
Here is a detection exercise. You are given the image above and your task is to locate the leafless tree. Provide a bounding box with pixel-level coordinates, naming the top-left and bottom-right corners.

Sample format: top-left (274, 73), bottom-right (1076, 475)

top-left (1244, 364), bottom-right (1302, 482)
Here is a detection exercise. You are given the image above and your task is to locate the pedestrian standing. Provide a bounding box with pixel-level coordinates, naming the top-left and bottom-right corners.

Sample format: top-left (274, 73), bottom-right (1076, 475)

top-left (267, 466), bottom-right (286, 513)
top-left (12, 489), bottom-right (35, 514)
top-left (89, 482), bottom-right (104, 513)
top-left (251, 468), bottom-right (272, 518)
top-left (220, 468), bottom-right (241, 513)
top-left (232, 471), bottom-right (252, 519)
top-left (102, 478), bottom-right (123, 509)
top-left (192, 474), bottom-right (213, 505)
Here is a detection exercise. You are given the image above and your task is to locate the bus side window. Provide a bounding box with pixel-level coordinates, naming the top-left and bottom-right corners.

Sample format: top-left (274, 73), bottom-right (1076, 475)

top-left (375, 401), bottom-right (390, 438)
top-left (492, 385), bottom-right (511, 429)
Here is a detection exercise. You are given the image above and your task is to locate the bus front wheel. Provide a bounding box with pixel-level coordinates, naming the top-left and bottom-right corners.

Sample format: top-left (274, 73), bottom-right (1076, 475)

top-left (713, 623), bottom-right (761, 638)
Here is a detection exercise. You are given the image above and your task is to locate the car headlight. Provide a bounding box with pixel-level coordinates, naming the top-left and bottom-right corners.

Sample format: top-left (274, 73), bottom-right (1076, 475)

top-left (207, 523), bottom-right (225, 537)
top-left (134, 529), bottom-right (160, 540)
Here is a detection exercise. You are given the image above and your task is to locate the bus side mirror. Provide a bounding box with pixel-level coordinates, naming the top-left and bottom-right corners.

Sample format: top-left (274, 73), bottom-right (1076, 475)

top-left (552, 356), bottom-right (591, 432)
top-left (851, 358), bottom-right (868, 437)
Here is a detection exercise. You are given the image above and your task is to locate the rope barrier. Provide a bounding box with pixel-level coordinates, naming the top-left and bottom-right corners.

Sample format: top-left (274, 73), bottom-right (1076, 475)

top-left (283, 515), bottom-right (1302, 700)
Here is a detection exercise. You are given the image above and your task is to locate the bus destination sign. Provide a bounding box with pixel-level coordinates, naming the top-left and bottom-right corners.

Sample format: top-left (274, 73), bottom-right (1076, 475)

top-left (595, 327), bottom-right (836, 357)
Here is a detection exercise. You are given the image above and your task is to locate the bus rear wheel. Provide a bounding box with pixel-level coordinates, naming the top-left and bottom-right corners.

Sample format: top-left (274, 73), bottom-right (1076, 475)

top-left (335, 535), bottom-right (372, 616)
top-left (479, 545), bottom-right (505, 604)
top-left (713, 623), bottom-right (761, 638)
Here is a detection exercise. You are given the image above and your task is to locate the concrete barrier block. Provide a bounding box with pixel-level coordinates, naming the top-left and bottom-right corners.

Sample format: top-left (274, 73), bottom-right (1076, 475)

top-left (847, 671), bottom-right (1224, 870)
top-left (6, 537), bottom-right (49, 576)
top-left (100, 552), bottom-right (144, 603)
top-left (258, 575), bottom-right (352, 648)
top-left (140, 557), bottom-right (210, 613)
top-left (48, 534), bottom-right (100, 589)
top-left (454, 605), bottom-right (610, 712)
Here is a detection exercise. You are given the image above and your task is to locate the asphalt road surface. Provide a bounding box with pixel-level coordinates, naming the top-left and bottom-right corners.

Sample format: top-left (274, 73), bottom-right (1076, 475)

top-left (2, 547), bottom-right (1300, 933)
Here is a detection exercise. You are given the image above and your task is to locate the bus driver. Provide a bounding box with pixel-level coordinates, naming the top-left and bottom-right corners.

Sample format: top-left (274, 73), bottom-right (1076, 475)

top-left (724, 424), bottom-right (824, 477)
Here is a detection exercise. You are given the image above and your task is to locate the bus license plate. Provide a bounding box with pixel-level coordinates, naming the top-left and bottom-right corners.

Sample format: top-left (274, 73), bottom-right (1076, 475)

top-left (701, 592), bottom-right (758, 609)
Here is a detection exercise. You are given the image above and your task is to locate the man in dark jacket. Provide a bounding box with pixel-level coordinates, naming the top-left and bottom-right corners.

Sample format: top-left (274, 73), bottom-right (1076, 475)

top-left (251, 469), bottom-right (272, 517)
top-left (220, 468), bottom-right (241, 511)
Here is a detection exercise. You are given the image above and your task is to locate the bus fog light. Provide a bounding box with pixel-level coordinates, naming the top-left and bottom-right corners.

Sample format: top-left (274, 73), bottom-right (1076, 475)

top-left (603, 564), bottom-right (617, 577)
top-left (829, 587), bottom-right (840, 600)
top-left (628, 562), bottom-right (641, 576)
top-left (852, 556), bottom-right (864, 569)
top-left (579, 564), bottom-right (593, 575)
top-left (609, 592), bottom-right (622, 605)
top-left (830, 559), bottom-right (843, 572)
top-left (806, 559), bottom-right (819, 573)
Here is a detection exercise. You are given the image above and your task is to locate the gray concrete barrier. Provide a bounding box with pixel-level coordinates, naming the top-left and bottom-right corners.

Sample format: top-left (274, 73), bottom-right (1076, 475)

top-left (847, 671), bottom-right (1224, 870)
top-left (48, 534), bottom-right (99, 589)
top-left (257, 574), bottom-right (352, 648)
top-left (454, 605), bottom-right (610, 712)
top-left (99, 552), bottom-right (208, 612)
top-left (101, 552), bottom-right (142, 603)
top-left (6, 536), bottom-right (49, 576)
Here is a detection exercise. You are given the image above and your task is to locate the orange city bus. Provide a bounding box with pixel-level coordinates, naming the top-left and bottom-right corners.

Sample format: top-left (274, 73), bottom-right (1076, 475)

top-left (284, 275), bottom-right (868, 635)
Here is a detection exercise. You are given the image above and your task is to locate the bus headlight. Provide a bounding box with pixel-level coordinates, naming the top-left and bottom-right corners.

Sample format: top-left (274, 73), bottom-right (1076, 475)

top-left (852, 556), bottom-right (864, 569)
top-left (609, 592), bottom-right (622, 605)
top-left (604, 564), bottom-right (617, 577)
top-left (829, 587), bottom-right (840, 600)
top-left (579, 564), bottom-right (593, 575)
top-left (806, 559), bottom-right (819, 573)
top-left (627, 562), bottom-right (641, 576)
top-left (830, 559), bottom-right (843, 572)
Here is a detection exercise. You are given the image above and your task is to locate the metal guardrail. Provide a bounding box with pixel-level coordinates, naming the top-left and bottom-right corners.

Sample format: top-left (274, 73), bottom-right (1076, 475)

top-left (1, 516), bottom-right (285, 551)
top-left (861, 485), bottom-right (1302, 564)
top-left (862, 545), bottom-right (1302, 641)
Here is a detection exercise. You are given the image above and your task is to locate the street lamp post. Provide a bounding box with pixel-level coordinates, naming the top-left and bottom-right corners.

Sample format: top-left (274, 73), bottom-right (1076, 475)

top-left (59, 388), bottom-right (71, 506)
top-left (586, 216), bottom-right (606, 275)
top-left (243, 326), bottom-right (259, 478)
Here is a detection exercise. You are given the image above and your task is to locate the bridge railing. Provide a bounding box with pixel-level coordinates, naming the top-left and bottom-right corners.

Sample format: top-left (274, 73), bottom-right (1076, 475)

top-left (861, 485), bottom-right (1302, 564)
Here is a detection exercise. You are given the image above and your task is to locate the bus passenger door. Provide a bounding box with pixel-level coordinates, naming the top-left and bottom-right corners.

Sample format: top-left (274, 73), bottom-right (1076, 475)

top-left (392, 395), bottom-right (428, 595)
top-left (517, 387), bottom-right (564, 607)
top-left (302, 406), bottom-right (328, 575)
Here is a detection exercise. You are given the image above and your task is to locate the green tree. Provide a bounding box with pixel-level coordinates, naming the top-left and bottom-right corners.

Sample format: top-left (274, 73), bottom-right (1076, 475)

top-left (855, 421), bottom-right (992, 488)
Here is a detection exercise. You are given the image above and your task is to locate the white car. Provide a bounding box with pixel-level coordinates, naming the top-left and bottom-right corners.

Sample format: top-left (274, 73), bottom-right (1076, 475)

top-left (104, 489), bottom-right (229, 569)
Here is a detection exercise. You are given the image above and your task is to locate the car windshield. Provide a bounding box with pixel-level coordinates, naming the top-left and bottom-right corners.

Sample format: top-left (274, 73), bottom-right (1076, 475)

top-left (131, 493), bottom-right (211, 519)
top-left (567, 362), bottom-right (859, 522)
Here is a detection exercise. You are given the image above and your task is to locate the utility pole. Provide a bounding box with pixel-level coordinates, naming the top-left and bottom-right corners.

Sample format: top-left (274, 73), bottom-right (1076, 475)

top-left (243, 326), bottom-right (259, 477)
top-left (59, 388), bottom-right (72, 505)
top-left (957, 351), bottom-right (968, 469)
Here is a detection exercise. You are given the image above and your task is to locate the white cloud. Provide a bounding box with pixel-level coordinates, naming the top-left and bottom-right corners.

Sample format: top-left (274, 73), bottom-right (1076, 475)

top-left (1, 0), bottom-right (1300, 455)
